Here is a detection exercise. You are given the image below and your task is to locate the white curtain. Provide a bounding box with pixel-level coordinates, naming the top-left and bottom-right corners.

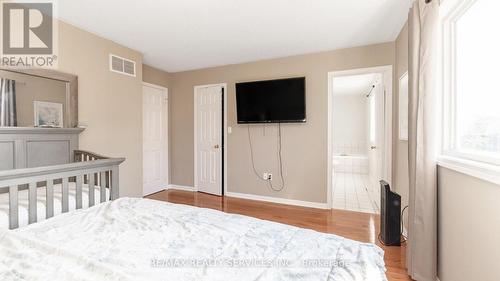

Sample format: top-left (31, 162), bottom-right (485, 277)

top-left (0, 78), bottom-right (17, 127)
top-left (407, 0), bottom-right (439, 280)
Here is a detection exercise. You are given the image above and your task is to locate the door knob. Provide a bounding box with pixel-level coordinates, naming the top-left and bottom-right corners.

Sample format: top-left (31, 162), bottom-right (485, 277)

top-left (370, 146), bottom-right (377, 150)
top-left (214, 144), bottom-right (220, 149)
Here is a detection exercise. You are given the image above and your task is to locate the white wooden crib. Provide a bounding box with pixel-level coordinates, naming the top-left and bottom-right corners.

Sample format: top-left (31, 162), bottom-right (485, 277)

top-left (0, 150), bottom-right (124, 229)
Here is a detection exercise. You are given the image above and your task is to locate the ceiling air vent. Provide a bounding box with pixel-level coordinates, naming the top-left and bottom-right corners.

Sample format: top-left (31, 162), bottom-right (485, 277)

top-left (109, 54), bottom-right (136, 77)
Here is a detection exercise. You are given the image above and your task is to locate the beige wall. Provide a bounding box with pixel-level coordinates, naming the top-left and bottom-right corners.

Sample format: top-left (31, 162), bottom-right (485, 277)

top-left (438, 167), bottom-right (500, 281)
top-left (0, 70), bottom-right (67, 127)
top-left (57, 21), bottom-right (144, 197)
top-left (170, 43), bottom-right (395, 203)
top-left (143, 65), bottom-right (172, 88)
top-left (394, 22), bottom-right (410, 222)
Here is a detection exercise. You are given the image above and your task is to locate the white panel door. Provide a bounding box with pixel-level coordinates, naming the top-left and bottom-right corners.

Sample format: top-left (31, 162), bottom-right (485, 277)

top-left (195, 85), bottom-right (222, 196)
top-left (368, 81), bottom-right (385, 190)
top-left (143, 84), bottom-right (168, 196)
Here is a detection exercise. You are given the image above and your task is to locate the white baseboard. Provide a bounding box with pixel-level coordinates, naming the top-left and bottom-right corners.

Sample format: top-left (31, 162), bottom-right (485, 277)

top-left (167, 184), bottom-right (196, 192)
top-left (166, 186), bottom-right (329, 209)
top-left (225, 191), bottom-right (329, 209)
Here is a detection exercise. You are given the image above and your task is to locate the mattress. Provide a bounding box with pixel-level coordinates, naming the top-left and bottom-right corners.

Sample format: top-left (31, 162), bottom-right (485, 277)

top-left (0, 198), bottom-right (387, 280)
top-left (0, 183), bottom-right (109, 229)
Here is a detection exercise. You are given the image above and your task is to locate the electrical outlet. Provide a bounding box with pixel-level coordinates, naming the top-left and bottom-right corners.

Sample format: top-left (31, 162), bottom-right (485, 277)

top-left (262, 173), bottom-right (268, 180)
top-left (267, 173), bottom-right (272, 180)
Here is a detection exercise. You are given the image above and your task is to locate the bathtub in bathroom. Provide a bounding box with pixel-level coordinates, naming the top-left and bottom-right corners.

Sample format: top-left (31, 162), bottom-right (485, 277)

top-left (333, 154), bottom-right (368, 174)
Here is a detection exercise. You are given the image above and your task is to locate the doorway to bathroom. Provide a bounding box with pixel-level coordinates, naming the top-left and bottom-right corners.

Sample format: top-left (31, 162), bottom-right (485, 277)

top-left (327, 66), bottom-right (393, 214)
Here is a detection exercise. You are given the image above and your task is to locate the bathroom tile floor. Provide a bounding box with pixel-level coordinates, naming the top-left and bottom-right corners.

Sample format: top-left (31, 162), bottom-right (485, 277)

top-left (332, 172), bottom-right (380, 214)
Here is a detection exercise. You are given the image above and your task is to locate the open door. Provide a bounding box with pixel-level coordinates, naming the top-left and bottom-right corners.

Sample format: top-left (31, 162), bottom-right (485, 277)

top-left (368, 77), bottom-right (385, 201)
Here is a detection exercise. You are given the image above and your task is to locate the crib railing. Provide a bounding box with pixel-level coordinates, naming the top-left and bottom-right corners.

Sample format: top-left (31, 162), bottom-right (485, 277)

top-left (74, 150), bottom-right (109, 161)
top-left (0, 151), bottom-right (125, 229)
top-left (74, 150), bottom-right (113, 189)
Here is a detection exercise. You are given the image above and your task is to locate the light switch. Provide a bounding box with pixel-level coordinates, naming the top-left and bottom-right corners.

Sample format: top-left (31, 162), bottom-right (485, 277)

top-left (228, 126), bottom-right (232, 134)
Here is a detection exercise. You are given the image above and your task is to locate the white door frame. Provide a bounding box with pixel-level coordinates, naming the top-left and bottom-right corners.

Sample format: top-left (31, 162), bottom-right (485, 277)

top-left (193, 83), bottom-right (228, 196)
top-left (142, 82), bottom-right (169, 195)
top-left (327, 65), bottom-right (393, 209)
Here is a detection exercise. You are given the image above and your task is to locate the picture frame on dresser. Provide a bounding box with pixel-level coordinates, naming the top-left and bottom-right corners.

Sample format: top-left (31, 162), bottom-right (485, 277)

top-left (34, 101), bottom-right (64, 128)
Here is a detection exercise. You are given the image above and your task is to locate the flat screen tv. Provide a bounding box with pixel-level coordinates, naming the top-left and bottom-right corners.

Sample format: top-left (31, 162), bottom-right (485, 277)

top-left (236, 77), bottom-right (306, 123)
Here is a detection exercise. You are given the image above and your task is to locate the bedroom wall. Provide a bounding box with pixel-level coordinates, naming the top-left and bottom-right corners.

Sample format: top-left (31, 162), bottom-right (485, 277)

top-left (143, 65), bottom-right (172, 88)
top-left (57, 21), bottom-right (144, 197)
top-left (438, 167), bottom-right (500, 281)
top-left (170, 43), bottom-right (395, 204)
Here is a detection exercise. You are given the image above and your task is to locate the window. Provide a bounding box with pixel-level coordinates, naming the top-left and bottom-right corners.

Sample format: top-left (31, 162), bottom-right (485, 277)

top-left (442, 0), bottom-right (500, 167)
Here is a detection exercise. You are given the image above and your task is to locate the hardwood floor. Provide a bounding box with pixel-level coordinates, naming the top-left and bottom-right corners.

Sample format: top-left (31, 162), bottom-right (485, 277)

top-left (146, 189), bottom-right (412, 281)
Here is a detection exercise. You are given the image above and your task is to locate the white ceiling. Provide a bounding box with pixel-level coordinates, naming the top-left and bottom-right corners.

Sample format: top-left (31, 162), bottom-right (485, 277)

top-left (333, 73), bottom-right (379, 96)
top-left (55, 0), bottom-right (411, 73)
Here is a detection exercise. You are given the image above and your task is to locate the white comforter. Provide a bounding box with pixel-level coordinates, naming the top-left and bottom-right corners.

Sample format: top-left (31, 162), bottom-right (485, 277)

top-left (0, 183), bottom-right (109, 229)
top-left (0, 198), bottom-right (387, 281)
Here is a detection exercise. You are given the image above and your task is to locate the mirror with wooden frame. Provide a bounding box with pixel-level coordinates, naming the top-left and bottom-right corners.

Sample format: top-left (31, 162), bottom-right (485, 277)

top-left (0, 68), bottom-right (78, 128)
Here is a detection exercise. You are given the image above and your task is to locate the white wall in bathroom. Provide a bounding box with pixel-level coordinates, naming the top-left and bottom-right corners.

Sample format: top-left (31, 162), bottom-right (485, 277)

top-left (332, 94), bottom-right (368, 155)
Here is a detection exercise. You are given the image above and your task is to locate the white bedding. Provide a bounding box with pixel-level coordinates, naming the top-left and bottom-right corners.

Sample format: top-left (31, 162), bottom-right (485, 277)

top-left (0, 198), bottom-right (387, 281)
top-left (0, 183), bottom-right (109, 229)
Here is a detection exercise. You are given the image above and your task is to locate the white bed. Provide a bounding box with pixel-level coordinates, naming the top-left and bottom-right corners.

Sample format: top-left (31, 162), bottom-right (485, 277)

top-left (0, 198), bottom-right (387, 281)
top-left (0, 183), bottom-right (109, 229)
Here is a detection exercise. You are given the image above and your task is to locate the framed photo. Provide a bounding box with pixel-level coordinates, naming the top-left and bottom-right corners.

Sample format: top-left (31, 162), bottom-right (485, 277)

top-left (34, 101), bottom-right (63, 128)
top-left (398, 72), bottom-right (409, 140)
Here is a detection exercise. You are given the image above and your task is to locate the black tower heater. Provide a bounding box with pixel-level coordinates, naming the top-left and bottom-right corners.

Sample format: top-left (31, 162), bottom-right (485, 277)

top-left (379, 180), bottom-right (401, 246)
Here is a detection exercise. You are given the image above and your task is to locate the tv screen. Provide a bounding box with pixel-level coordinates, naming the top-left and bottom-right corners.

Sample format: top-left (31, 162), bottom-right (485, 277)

top-left (236, 77), bottom-right (306, 123)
